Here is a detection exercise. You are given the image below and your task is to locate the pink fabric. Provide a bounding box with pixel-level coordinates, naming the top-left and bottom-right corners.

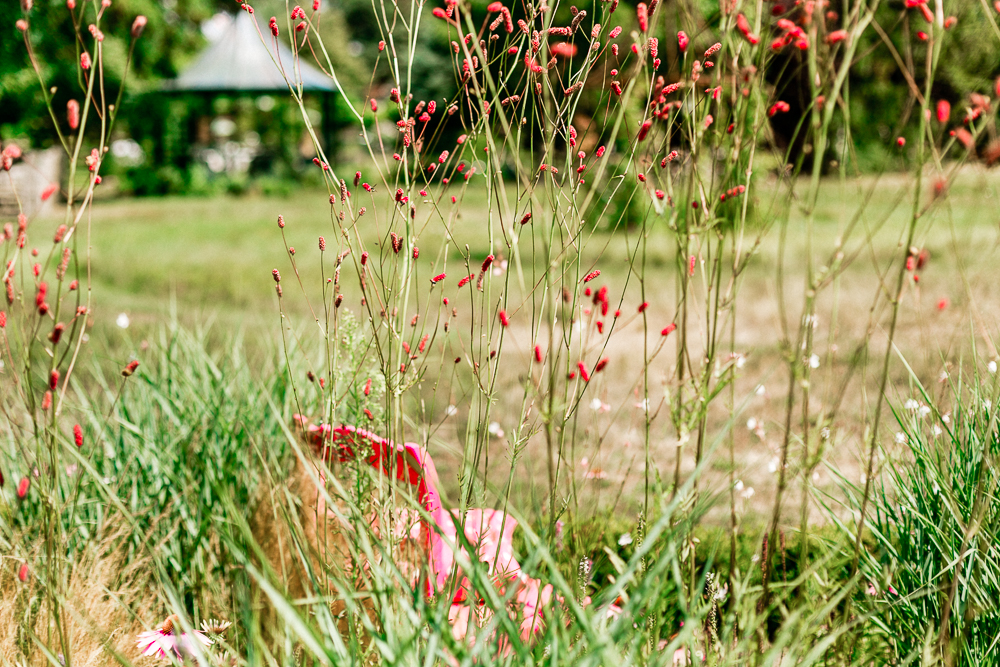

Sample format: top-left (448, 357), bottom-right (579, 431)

top-left (295, 417), bottom-right (553, 641)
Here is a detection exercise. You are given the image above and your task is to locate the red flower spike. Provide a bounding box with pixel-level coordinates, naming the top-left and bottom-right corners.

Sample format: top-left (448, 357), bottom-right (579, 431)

top-left (577, 361), bottom-right (591, 382)
top-left (662, 323), bottom-right (677, 336)
top-left (768, 101), bottom-right (790, 117)
top-left (936, 99), bottom-right (951, 123)
top-left (74, 424), bottom-right (83, 447)
top-left (499, 310), bottom-right (510, 327)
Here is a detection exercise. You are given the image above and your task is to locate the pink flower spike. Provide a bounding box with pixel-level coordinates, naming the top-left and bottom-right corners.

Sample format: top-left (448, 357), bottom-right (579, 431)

top-left (936, 99), bottom-right (951, 123)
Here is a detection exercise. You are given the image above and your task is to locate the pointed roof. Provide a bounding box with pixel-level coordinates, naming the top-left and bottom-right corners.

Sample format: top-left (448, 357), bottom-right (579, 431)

top-left (164, 12), bottom-right (335, 92)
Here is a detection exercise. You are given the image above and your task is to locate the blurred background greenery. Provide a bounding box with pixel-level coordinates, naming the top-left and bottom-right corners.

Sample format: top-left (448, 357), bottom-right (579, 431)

top-left (5, 0), bottom-right (1000, 199)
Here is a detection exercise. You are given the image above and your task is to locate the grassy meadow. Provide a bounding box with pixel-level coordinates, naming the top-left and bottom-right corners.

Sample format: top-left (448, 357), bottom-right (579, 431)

top-left (58, 165), bottom-right (1000, 525)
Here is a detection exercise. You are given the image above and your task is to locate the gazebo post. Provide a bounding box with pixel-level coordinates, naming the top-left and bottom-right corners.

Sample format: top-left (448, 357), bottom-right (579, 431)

top-left (321, 92), bottom-right (337, 159)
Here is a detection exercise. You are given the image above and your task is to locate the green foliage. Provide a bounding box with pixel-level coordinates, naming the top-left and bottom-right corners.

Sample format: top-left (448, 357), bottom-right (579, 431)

top-left (835, 369), bottom-right (1000, 664)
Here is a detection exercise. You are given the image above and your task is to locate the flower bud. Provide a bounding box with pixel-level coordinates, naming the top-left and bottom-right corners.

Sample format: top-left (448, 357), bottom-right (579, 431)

top-left (131, 15), bottom-right (146, 38)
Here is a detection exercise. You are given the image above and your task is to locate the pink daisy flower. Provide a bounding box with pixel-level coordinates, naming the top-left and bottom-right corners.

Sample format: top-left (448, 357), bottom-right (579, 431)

top-left (136, 615), bottom-right (212, 660)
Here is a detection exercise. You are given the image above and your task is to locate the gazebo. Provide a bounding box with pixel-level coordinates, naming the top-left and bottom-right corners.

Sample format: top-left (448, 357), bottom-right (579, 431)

top-left (162, 11), bottom-right (338, 165)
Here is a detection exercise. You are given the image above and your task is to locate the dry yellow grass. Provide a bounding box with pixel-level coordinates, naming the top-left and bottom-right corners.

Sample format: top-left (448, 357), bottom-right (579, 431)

top-left (1, 529), bottom-right (156, 667)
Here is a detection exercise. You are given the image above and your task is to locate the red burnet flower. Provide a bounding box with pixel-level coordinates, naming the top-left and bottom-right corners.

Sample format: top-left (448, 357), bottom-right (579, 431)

top-left (583, 270), bottom-right (600, 283)
top-left (736, 13), bottom-right (759, 44)
top-left (67, 100), bottom-right (80, 130)
top-left (936, 99), bottom-right (951, 124)
top-left (768, 101), bottom-right (790, 117)
top-left (430, 273), bottom-right (446, 284)
top-left (498, 310), bottom-right (510, 327)
top-left (677, 30), bottom-right (689, 51)
top-left (662, 323), bottom-right (677, 336)
top-left (577, 361), bottom-right (591, 381)
top-left (18, 563), bottom-right (29, 582)
top-left (131, 15), bottom-right (147, 38)
top-left (534, 345), bottom-right (543, 363)
top-left (18, 477), bottom-right (29, 499)
top-left (74, 424), bottom-right (83, 447)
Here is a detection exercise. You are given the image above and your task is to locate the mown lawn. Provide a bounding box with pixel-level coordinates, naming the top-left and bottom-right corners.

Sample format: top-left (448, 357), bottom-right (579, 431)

top-left (52, 165), bottom-right (1000, 520)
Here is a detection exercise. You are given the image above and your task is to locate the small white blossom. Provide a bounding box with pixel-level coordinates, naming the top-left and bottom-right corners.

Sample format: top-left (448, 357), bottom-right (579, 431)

top-left (746, 417), bottom-right (758, 430)
top-left (734, 480), bottom-right (744, 491)
top-left (116, 313), bottom-right (130, 329)
top-left (931, 424), bottom-right (943, 436)
top-left (755, 384), bottom-right (766, 396)
top-left (618, 533), bottom-right (633, 546)
top-left (487, 422), bottom-right (504, 438)
top-left (895, 432), bottom-right (907, 444)
top-left (990, 361), bottom-right (997, 374)
top-left (446, 405), bottom-right (458, 417)
top-left (904, 399), bottom-right (919, 411)
top-left (808, 354), bottom-right (820, 369)
top-left (918, 405), bottom-right (931, 418)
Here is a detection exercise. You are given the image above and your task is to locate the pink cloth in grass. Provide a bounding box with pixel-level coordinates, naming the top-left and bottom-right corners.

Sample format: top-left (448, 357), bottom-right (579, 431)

top-left (296, 418), bottom-right (553, 641)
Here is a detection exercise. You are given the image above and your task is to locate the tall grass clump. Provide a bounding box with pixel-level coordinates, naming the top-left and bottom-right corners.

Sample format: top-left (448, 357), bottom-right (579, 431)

top-left (5, 0), bottom-right (1000, 665)
top-left (835, 363), bottom-right (1000, 663)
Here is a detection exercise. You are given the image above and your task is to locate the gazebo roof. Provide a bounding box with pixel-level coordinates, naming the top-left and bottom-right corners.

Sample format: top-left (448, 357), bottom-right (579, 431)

top-left (164, 11), bottom-right (336, 93)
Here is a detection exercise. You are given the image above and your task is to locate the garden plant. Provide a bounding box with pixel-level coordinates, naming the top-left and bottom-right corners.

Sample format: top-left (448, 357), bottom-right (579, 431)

top-left (4, 0), bottom-right (1000, 664)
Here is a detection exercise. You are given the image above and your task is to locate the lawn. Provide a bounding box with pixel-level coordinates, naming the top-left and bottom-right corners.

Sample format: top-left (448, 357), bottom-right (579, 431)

top-left (49, 165), bottom-right (1000, 524)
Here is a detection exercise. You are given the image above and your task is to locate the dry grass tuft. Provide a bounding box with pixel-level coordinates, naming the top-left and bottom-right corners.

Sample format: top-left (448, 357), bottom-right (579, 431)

top-left (0, 528), bottom-right (157, 667)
